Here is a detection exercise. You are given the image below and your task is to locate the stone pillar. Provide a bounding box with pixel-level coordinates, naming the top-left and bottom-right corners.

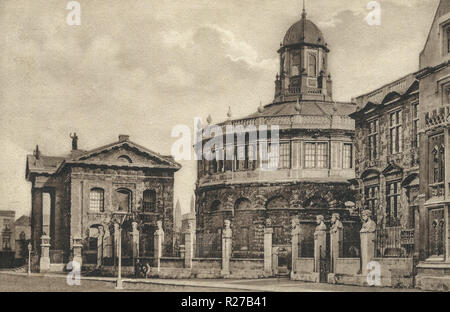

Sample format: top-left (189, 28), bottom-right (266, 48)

top-left (97, 226), bottom-right (105, 268)
top-left (113, 223), bottom-right (120, 267)
top-left (131, 222), bottom-right (139, 259)
top-left (184, 221), bottom-right (194, 269)
top-left (291, 217), bottom-right (300, 277)
top-left (264, 220), bottom-right (273, 277)
top-left (154, 221), bottom-right (164, 272)
top-left (360, 210), bottom-right (377, 276)
top-left (39, 235), bottom-right (51, 273)
top-left (221, 220), bottom-right (232, 277)
top-left (313, 218), bottom-right (327, 279)
top-left (72, 236), bottom-right (83, 268)
top-left (328, 214), bottom-right (344, 284)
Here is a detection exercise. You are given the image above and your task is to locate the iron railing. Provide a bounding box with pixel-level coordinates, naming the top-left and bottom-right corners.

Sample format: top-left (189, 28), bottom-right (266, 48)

top-left (375, 227), bottom-right (414, 258)
top-left (195, 232), bottom-right (222, 258)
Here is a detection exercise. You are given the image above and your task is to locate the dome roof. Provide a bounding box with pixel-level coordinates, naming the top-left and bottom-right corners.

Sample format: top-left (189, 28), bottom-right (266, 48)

top-left (283, 18), bottom-right (326, 47)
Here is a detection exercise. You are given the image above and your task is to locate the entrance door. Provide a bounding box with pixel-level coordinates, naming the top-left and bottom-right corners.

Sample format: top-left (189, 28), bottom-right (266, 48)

top-left (318, 233), bottom-right (330, 283)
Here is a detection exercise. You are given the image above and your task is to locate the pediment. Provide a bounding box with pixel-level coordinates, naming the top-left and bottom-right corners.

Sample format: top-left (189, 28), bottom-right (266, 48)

top-left (74, 141), bottom-right (180, 169)
top-left (382, 162), bottom-right (403, 176)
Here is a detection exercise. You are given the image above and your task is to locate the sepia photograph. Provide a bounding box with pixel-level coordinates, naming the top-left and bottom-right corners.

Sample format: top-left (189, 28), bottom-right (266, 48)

top-left (0, 0), bottom-right (449, 299)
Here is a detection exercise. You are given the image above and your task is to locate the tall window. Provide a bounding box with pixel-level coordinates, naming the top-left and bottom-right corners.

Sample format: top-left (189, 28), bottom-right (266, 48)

top-left (240, 227), bottom-right (249, 251)
top-left (447, 26), bottom-right (450, 53)
top-left (343, 144), bottom-right (353, 169)
top-left (89, 188), bottom-right (104, 212)
top-left (304, 142), bottom-right (328, 168)
top-left (308, 52), bottom-right (317, 77)
top-left (430, 134), bottom-right (445, 184)
top-left (279, 142), bottom-right (291, 169)
top-left (390, 110), bottom-right (403, 154)
top-left (432, 146), bottom-right (445, 183)
top-left (386, 181), bottom-right (401, 227)
top-left (116, 189), bottom-right (132, 212)
top-left (412, 102), bottom-right (419, 148)
top-left (365, 185), bottom-right (379, 214)
top-left (368, 119), bottom-right (378, 160)
top-left (143, 190), bottom-right (156, 212)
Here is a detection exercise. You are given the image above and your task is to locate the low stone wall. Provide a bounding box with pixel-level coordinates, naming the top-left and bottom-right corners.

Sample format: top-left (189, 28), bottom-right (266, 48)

top-left (160, 257), bottom-right (184, 268)
top-left (229, 258), bottom-right (264, 279)
top-left (90, 265), bottom-right (135, 277)
top-left (191, 258), bottom-right (222, 278)
top-left (335, 258), bottom-right (360, 276)
top-left (333, 257), bottom-right (414, 288)
top-left (291, 258), bottom-right (318, 282)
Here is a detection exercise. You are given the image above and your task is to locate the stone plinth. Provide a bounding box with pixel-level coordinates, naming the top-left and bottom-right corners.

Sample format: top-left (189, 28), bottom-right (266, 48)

top-left (264, 228), bottom-right (273, 276)
top-left (39, 235), bottom-right (51, 273)
top-left (221, 220), bottom-right (232, 277)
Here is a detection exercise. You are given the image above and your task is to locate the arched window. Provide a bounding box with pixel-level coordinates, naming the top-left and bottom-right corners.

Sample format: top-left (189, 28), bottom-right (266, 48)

top-left (118, 155), bottom-right (132, 163)
top-left (433, 145), bottom-right (445, 183)
top-left (89, 188), bottom-right (104, 212)
top-left (143, 190), bottom-right (156, 212)
top-left (211, 200), bottom-right (222, 212)
top-left (308, 52), bottom-right (317, 77)
top-left (235, 198), bottom-right (251, 210)
top-left (19, 231), bottom-right (26, 241)
top-left (116, 188), bottom-right (132, 212)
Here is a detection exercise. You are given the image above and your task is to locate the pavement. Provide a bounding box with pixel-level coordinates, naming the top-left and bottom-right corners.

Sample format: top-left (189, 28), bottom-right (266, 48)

top-left (0, 270), bottom-right (421, 292)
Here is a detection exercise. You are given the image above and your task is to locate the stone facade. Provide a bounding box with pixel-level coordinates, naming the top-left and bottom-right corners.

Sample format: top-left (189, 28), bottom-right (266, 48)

top-left (414, 0), bottom-right (450, 290)
top-left (351, 73), bottom-right (420, 231)
top-left (195, 9), bottom-right (359, 267)
top-left (26, 135), bottom-right (180, 270)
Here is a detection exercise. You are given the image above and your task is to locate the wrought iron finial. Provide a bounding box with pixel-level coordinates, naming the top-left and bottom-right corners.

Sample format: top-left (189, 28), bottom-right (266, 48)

top-left (227, 106), bottom-right (232, 118)
top-left (70, 132), bottom-right (78, 150)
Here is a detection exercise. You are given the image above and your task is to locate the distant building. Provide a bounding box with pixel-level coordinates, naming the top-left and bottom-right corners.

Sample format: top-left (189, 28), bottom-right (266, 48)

top-left (14, 215), bottom-right (31, 259)
top-left (0, 210), bottom-right (15, 252)
top-left (25, 134), bottom-right (180, 269)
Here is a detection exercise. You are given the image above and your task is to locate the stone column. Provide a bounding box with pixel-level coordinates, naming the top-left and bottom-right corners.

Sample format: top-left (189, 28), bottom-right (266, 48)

top-left (328, 214), bottom-right (343, 284)
top-left (313, 217), bottom-right (327, 281)
top-left (221, 220), bottom-right (232, 277)
top-left (154, 221), bottom-right (164, 272)
top-left (131, 222), bottom-right (139, 259)
top-left (184, 221), bottom-right (195, 269)
top-left (97, 226), bottom-right (105, 268)
top-left (264, 218), bottom-right (273, 276)
top-left (113, 223), bottom-right (120, 267)
top-left (360, 210), bottom-right (376, 276)
top-left (39, 235), bottom-right (51, 273)
top-left (291, 217), bottom-right (300, 276)
top-left (72, 236), bottom-right (83, 268)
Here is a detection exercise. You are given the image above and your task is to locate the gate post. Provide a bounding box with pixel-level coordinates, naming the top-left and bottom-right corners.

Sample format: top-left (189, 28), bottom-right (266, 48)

top-left (291, 217), bottom-right (300, 278)
top-left (184, 221), bottom-right (194, 269)
top-left (72, 236), bottom-right (83, 268)
top-left (39, 235), bottom-right (51, 272)
top-left (97, 226), bottom-right (105, 268)
top-left (328, 213), bottom-right (343, 284)
top-left (360, 210), bottom-right (376, 277)
top-left (132, 222), bottom-right (139, 260)
top-left (154, 221), bottom-right (164, 273)
top-left (313, 215), bottom-right (326, 283)
top-left (264, 218), bottom-right (273, 277)
top-left (221, 220), bottom-right (232, 277)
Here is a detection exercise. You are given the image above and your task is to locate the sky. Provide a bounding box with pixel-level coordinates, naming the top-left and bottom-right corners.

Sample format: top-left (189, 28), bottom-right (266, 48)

top-left (0, 0), bottom-right (438, 218)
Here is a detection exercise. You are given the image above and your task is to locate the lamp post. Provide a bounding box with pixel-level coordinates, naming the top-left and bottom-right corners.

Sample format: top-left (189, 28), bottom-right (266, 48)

top-left (112, 211), bottom-right (128, 290)
top-left (27, 242), bottom-right (32, 276)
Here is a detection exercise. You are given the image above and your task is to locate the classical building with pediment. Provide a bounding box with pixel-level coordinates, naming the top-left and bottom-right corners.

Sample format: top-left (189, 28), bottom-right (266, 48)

top-left (25, 134), bottom-right (180, 270)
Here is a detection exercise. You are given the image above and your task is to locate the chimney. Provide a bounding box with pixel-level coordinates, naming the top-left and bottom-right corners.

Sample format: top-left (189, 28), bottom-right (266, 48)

top-left (119, 134), bottom-right (130, 142)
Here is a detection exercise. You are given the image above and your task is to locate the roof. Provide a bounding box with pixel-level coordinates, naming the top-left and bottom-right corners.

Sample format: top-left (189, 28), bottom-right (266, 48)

top-left (244, 100), bottom-right (355, 119)
top-left (351, 72), bottom-right (419, 119)
top-left (283, 17), bottom-right (327, 49)
top-left (26, 136), bottom-right (181, 181)
top-left (15, 215), bottom-right (31, 226)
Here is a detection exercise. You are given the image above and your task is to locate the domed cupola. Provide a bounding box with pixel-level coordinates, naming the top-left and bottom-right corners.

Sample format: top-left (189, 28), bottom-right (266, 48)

top-left (274, 4), bottom-right (333, 103)
top-left (283, 15), bottom-right (327, 49)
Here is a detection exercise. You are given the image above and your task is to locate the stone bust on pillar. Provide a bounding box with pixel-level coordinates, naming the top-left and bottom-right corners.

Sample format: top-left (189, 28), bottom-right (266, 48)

top-left (291, 216), bottom-right (300, 231)
top-left (360, 210), bottom-right (376, 233)
top-left (330, 213), bottom-right (343, 233)
top-left (315, 215), bottom-right (326, 232)
top-left (224, 219), bottom-right (232, 237)
top-left (265, 218), bottom-right (272, 228)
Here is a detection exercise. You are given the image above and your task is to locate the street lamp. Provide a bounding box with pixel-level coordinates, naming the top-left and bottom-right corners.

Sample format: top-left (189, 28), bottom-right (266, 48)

top-left (112, 211), bottom-right (128, 290)
top-left (27, 242), bottom-right (32, 276)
